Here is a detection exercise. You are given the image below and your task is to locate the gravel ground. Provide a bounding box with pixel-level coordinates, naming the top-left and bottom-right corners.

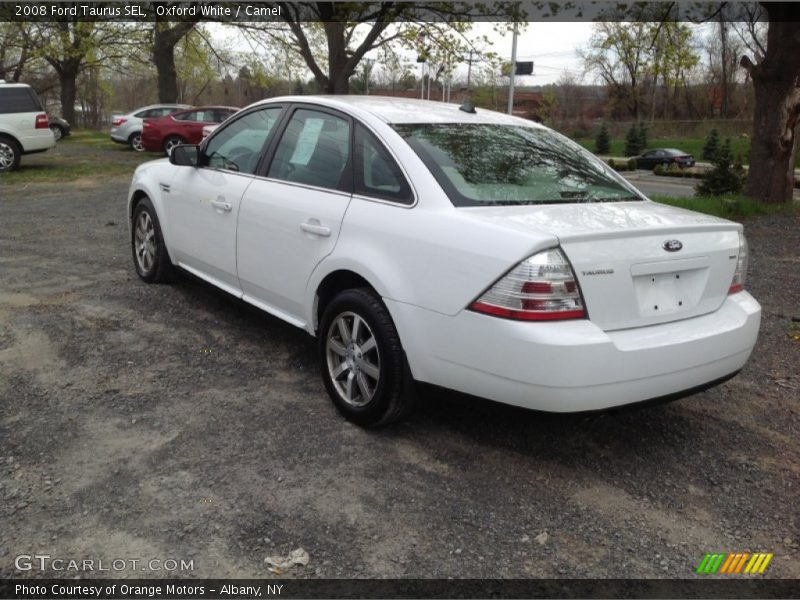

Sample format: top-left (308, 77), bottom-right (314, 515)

top-left (0, 176), bottom-right (798, 580)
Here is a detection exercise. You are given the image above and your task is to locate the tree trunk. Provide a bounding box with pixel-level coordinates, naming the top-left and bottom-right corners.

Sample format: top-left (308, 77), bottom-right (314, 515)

top-left (324, 21), bottom-right (351, 94)
top-left (153, 36), bottom-right (180, 102)
top-left (153, 22), bottom-right (196, 103)
top-left (741, 12), bottom-right (800, 204)
top-left (58, 69), bottom-right (78, 125)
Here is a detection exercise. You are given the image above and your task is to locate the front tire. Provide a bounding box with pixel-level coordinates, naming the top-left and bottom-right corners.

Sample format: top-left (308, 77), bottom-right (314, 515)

top-left (319, 288), bottom-right (414, 427)
top-left (0, 135), bottom-right (22, 172)
top-left (163, 135), bottom-right (184, 157)
top-left (131, 197), bottom-right (174, 283)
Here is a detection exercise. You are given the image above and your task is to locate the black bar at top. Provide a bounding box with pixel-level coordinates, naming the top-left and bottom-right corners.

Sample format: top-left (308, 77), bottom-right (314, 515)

top-left (0, 1), bottom-right (782, 23)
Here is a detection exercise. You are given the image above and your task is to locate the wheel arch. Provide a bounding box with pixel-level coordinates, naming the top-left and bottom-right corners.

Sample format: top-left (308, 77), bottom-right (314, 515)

top-left (312, 269), bottom-right (377, 335)
top-left (127, 184), bottom-right (175, 264)
top-left (0, 131), bottom-right (22, 149)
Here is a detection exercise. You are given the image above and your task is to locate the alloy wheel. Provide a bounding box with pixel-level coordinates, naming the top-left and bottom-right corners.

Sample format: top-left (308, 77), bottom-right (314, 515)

top-left (164, 138), bottom-right (181, 156)
top-left (50, 125), bottom-right (62, 141)
top-left (0, 142), bottom-right (14, 170)
top-left (326, 311), bottom-right (381, 407)
top-left (134, 210), bottom-right (157, 274)
top-left (131, 133), bottom-right (144, 152)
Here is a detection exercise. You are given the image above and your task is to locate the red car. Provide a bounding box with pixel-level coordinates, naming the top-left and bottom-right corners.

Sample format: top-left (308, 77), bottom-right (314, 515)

top-left (141, 106), bottom-right (238, 155)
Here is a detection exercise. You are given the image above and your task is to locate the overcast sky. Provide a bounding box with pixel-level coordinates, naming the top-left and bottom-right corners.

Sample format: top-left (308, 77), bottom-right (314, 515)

top-left (214, 21), bottom-right (716, 88)
top-left (467, 22), bottom-right (595, 85)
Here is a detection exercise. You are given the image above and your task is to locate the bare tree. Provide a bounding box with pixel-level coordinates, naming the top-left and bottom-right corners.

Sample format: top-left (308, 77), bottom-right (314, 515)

top-left (239, 2), bottom-right (502, 94)
top-left (30, 19), bottom-right (130, 124)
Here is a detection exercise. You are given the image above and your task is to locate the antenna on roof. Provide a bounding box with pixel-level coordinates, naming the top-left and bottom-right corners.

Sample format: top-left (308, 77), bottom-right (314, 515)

top-left (459, 101), bottom-right (476, 114)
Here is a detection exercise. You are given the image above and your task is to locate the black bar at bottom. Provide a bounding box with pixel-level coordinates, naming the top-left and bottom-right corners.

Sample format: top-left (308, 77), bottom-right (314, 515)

top-left (1, 578), bottom-right (799, 599)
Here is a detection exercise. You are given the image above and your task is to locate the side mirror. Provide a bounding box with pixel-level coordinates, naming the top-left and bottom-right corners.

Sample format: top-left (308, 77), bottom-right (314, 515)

top-left (170, 144), bottom-right (199, 167)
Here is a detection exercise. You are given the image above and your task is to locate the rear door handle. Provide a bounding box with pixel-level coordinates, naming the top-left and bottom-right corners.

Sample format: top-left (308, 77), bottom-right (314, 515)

top-left (211, 199), bottom-right (232, 212)
top-left (300, 221), bottom-right (331, 237)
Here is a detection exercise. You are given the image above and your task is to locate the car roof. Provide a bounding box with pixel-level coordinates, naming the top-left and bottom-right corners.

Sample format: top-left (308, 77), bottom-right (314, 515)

top-left (173, 105), bottom-right (238, 112)
top-left (0, 81), bottom-right (33, 88)
top-left (248, 95), bottom-right (546, 127)
top-left (128, 104), bottom-right (191, 113)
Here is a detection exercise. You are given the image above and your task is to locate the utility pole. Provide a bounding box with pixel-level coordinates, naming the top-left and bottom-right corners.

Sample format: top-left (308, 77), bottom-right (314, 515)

top-left (507, 18), bottom-right (519, 115)
top-left (466, 49), bottom-right (475, 89)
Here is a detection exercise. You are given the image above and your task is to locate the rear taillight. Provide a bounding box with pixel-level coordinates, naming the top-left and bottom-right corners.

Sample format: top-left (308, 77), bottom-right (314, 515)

top-left (469, 248), bottom-right (586, 321)
top-left (35, 113), bottom-right (49, 129)
top-left (729, 232), bottom-right (749, 294)
top-left (112, 117), bottom-right (127, 126)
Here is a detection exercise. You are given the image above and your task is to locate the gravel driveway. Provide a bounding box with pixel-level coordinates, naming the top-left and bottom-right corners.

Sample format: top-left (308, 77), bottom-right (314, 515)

top-left (0, 176), bottom-right (798, 579)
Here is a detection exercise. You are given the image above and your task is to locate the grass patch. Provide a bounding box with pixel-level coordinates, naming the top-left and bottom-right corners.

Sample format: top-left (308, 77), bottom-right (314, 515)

top-left (651, 194), bottom-right (797, 220)
top-left (1, 128), bottom-right (156, 185)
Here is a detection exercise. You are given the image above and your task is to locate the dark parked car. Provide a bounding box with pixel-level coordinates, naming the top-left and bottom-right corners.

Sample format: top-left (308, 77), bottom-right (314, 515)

top-left (48, 116), bottom-right (70, 141)
top-left (635, 148), bottom-right (695, 169)
top-left (141, 106), bottom-right (238, 155)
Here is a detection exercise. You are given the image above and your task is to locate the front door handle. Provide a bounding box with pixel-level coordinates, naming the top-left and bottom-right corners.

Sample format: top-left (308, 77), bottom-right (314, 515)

top-left (300, 220), bottom-right (331, 237)
top-left (211, 198), bottom-right (232, 212)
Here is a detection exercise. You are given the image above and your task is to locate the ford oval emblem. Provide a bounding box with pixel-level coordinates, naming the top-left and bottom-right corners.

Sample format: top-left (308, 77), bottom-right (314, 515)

top-left (663, 239), bottom-right (683, 252)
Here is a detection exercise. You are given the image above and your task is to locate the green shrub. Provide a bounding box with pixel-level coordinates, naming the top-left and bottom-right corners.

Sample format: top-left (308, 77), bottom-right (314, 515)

top-left (702, 129), bottom-right (720, 161)
top-left (696, 139), bottom-right (744, 196)
top-left (627, 157), bottom-right (637, 171)
top-left (638, 122), bottom-right (648, 151)
top-left (624, 124), bottom-right (641, 156)
top-left (595, 122), bottom-right (611, 154)
top-left (607, 158), bottom-right (616, 169)
top-left (654, 164), bottom-right (665, 175)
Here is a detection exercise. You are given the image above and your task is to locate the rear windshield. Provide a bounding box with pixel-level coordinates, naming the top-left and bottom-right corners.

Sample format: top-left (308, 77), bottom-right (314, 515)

top-left (0, 86), bottom-right (44, 114)
top-left (393, 123), bottom-right (643, 206)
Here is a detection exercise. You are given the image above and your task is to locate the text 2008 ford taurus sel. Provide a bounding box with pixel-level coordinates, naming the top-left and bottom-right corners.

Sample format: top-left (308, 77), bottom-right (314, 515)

top-left (127, 96), bottom-right (761, 427)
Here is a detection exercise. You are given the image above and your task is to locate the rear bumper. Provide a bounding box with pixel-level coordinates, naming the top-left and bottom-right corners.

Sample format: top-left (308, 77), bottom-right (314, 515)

top-left (387, 292), bottom-right (761, 412)
top-left (19, 130), bottom-right (55, 153)
top-left (110, 125), bottom-right (139, 143)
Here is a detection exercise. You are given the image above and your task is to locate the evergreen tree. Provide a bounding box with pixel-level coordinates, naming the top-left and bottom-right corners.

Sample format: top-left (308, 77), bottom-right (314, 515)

top-left (637, 122), bottom-right (648, 151)
top-left (624, 124), bottom-right (641, 156)
top-left (696, 139), bottom-right (744, 196)
top-left (595, 123), bottom-right (611, 154)
top-left (702, 128), bottom-right (720, 160)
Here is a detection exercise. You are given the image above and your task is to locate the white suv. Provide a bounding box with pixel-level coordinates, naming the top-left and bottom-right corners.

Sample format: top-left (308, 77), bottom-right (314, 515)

top-left (0, 80), bottom-right (56, 172)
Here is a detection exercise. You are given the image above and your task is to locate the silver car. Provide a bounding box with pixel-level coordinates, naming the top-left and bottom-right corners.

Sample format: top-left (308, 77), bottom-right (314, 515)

top-left (110, 104), bottom-right (190, 151)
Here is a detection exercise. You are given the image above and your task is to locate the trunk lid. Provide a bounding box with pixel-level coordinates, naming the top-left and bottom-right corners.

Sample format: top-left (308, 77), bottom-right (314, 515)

top-left (462, 201), bottom-right (741, 331)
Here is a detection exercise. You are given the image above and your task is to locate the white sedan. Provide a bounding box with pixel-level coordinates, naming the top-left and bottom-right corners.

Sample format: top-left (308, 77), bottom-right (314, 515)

top-left (127, 96), bottom-right (761, 427)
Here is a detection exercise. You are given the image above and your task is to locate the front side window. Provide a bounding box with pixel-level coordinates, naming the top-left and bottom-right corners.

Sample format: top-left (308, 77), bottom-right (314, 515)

top-left (394, 123), bottom-right (642, 206)
top-left (354, 124), bottom-right (412, 204)
top-left (267, 109), bottom-right (351, 191)
top-left (204, 107), bottom-right (282, 175)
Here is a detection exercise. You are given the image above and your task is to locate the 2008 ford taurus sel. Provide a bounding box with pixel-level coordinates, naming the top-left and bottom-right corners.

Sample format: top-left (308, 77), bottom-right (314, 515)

top-left (127, 96), bottom-right (761, 427)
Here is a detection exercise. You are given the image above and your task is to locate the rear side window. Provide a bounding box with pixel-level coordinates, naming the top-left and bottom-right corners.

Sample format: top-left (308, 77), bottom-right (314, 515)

top-left (354, 124), bottom-right (413, 204)
top-left (267, 108), bottom-right (351, 192)
top-left (0, 87), bottom-right (43, 114)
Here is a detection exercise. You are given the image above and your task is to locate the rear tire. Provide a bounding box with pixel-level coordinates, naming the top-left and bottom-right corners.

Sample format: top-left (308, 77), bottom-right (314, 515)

top-left (129, 132), bottom-right (144, 152)
top-left (0, 135), bottom-right (21, 172)
top-left (131, 197), bottom-right (174, 283)
top-left (163, 135), bottom-right (184, 157)
top-left (319, 288), bottom-right (415, 427)
top-left (49, 124), bottom-right (64, 141)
